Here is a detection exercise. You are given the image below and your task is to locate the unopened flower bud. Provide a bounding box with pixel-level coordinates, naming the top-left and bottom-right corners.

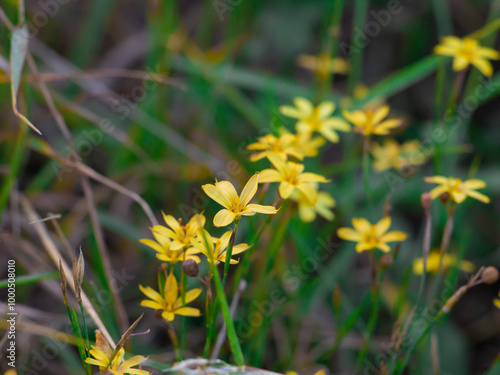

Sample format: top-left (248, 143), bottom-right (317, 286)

top-left (182, 259), bottom-right (199, 277)
top-left (379, 254), bottom-right (394, 269)
top-left (481, 266), bottom-right (499, 284)
top-left (420, 192), bottom-right (432, 211)
top-left (438, 192), bottom-right (449, 205)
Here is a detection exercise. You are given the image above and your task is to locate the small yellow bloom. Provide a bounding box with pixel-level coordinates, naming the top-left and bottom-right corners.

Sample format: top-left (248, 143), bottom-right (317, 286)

top-left (297, 52), bottom-right (350, 76)
top-left (259, 153), bottom-right (329, 203)
top-left (342, 105), bottom-right (402, 136)
top-left (190, 229), bottom-right (249, 264)
top-left (280, 97), bottom-right (351, 142)
top-left (293, 131), bottom-right (326, 158)
top-left (85, 346), bottom-right (149, 375)
top-left (424, 176), bottom-right (490, 204)
top-left (247, 131), bottom-right (303, 162)
top-left (371, 139), bottom-right (427, 172)
top-left (154, 213), bottom-right (205, 250)
top-left (494, 292), bottom-right (500, 309)
top-left (140, 226), bottom-right (201, 264)
top-left (412, 251), bottom-right (474, 275)
top-left (292, 188), bottom-right (335, 223)
top-left (4, 371), bottom-right (17, 375)
top-left (139, 273), bottom-right (201, 321)
top-left (337, 216), bottom-right (407, 253)
top-left (202, 173), bottom-right (278, 227)
top-left (434, 36), bottom-right (500, 76)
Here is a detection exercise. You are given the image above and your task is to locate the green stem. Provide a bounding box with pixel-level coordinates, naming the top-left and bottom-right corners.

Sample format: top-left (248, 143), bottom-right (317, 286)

top-left (201, 231), bottom-right (245, 366)
top-left (180, 249), bottom-right (187, 354)
top-left (362, 136), bottom-right (373, 211)
top-left (355, 251), bottom-right (380, 370)
top-left (347, 0), bottom-right (369, 95)
top-left (223, 219), bottom-right (239, 285)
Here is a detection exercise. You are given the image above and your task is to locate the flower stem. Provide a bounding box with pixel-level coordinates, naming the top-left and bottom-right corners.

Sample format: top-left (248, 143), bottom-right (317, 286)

top-left (355, 251), bottom-right (380, 370)
top-left (362, 136), bottom-right (373, 212)
top-left (165, 320), bottom-right (181, 362)
top-left (180, 249), bottom-right (187, 353)
top-left (223, 219), bottom-right (239, 286)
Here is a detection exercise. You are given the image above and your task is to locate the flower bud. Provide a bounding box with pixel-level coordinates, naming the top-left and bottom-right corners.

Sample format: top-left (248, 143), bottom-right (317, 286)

top-left (420, 192), bottom-right (432, 211)
top-left (438, 192), bottom-right (449, 205)
top-left (481, 266), bottom-right (499, 284)
top-left (182, 259), bottom-right (199, 277)
top-left (379, 254), bottom-right (394, 269)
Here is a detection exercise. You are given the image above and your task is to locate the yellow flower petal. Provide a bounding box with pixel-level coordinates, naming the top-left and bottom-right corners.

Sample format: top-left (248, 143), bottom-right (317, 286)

top-left (213, 209), bottom-right (237, 227)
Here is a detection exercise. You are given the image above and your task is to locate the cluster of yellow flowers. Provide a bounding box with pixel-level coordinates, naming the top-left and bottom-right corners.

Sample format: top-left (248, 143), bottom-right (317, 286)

top-left (85, 331), bottom-right (149, 375)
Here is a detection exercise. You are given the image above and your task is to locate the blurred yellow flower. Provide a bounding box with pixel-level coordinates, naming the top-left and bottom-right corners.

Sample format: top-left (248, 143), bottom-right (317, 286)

top-left (412, 251), bottom-right (474, 275)
top-left (280, 97), bottom-right (351, 142)
top-left (292, 187), bottom-right (335, 223)
top-left (297, 52), bottom-right (350, 76)
top-left (190, 229), bottom-right (249, 264)
top-left (4, 371), bottom-right (17, 375)
top-left (371, 139), bottom-right (427, 172)
top-left (424, 176), bottom-right (490, 204)
top-left (434, 36), bottom-right (499, 76)
top-left (140, 227), bottom-right (201, 264)
top-left (259, 153), bottom-right (329, 203)
top-left (494, 292), bottom-right (500, 309)
top-left (293, 131), bottom-right (326, 158)
top-left (337, 216), bottom-right (407, 253)
top-left (139, 273), bottom-right (201, 321)
top-left (86, 346), bottom-right (149, 375)
top-left (202, 173), bottom-right (278, 227)
top-left (342, 105), bottom-right (402, 136)
top-left (247, 131), bottom-right (303, 162)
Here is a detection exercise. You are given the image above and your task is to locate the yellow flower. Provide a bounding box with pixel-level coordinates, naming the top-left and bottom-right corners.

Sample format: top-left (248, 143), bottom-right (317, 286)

top-left (155, 213), bottom-right (205, 250)
top-left (4, 371), bottom-right (17, 375)
top-left (140, 227), bottom-right (201, 264)
top-left (434, 36), bottom-right (500, 76)
top-left (342, 105), bottom-right (402, 136)
top-left (139, 273), bottom-right (201, 321)
top-left (292, 188), bottom-right (335, 223)
top-left (494, 292), bottom-right (500, 309)
top-left (412, 251), bottom-right (474, 275)
top-left (293, 131), bottom-right (326, 158)
top-left (259, 153), bottom-right (329, 203)
top-left (85, 346), bottom-right (149, 375)
top-left (247, 131), bottom-right (303, 162)
top-left (371, 139), bottom-right (427, 172)
top-left (337, 216), bottom-right (408, 253)
top-left (190, 229), bottom-right (249, 264)
top-left (279, 97), bottom-right (351, 142)
top-left (424, 176), bottom-right (490, 204)
top-left (296, 52), bottom-right (350, 76)
top-left (202, 173), bottom-right (278, 227)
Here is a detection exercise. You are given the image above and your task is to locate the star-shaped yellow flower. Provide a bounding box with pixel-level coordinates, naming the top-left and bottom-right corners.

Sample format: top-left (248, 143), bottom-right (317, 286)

top-left (259, 153), bottom-right (329, 203)
top-left (337, 216), bottom-right (407, 253)
top-left (293, 190), bottom-right (336, 223)
top-left (280, 97), bottom-right (351, 142)
top-left (139, 273), bottom-right (201, 321)
top-left (247, 131), bottom-right (303, 162)
top-left (85, 333), bottom-right (149, 375)
top-left (140, 226), bottom-right (201, 264)
top-left (342, 105), bottom-right (402, 136)
top-left (412, 251), bottom-right (474, 275)
top-left (424, 176), bottom-right (490, 204)
top-left (190, 229), bottom-right (249, 264)
top-left (371, 139), bottom-right (427, 172)
top-left (434, 36), bottom-right (500, 76)
top-left (293, 131), bottom-right (326, 158)
top-left (153, 213), bottom-right (205, 250)
top-left (202, 173), bottom-right (278, 227)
